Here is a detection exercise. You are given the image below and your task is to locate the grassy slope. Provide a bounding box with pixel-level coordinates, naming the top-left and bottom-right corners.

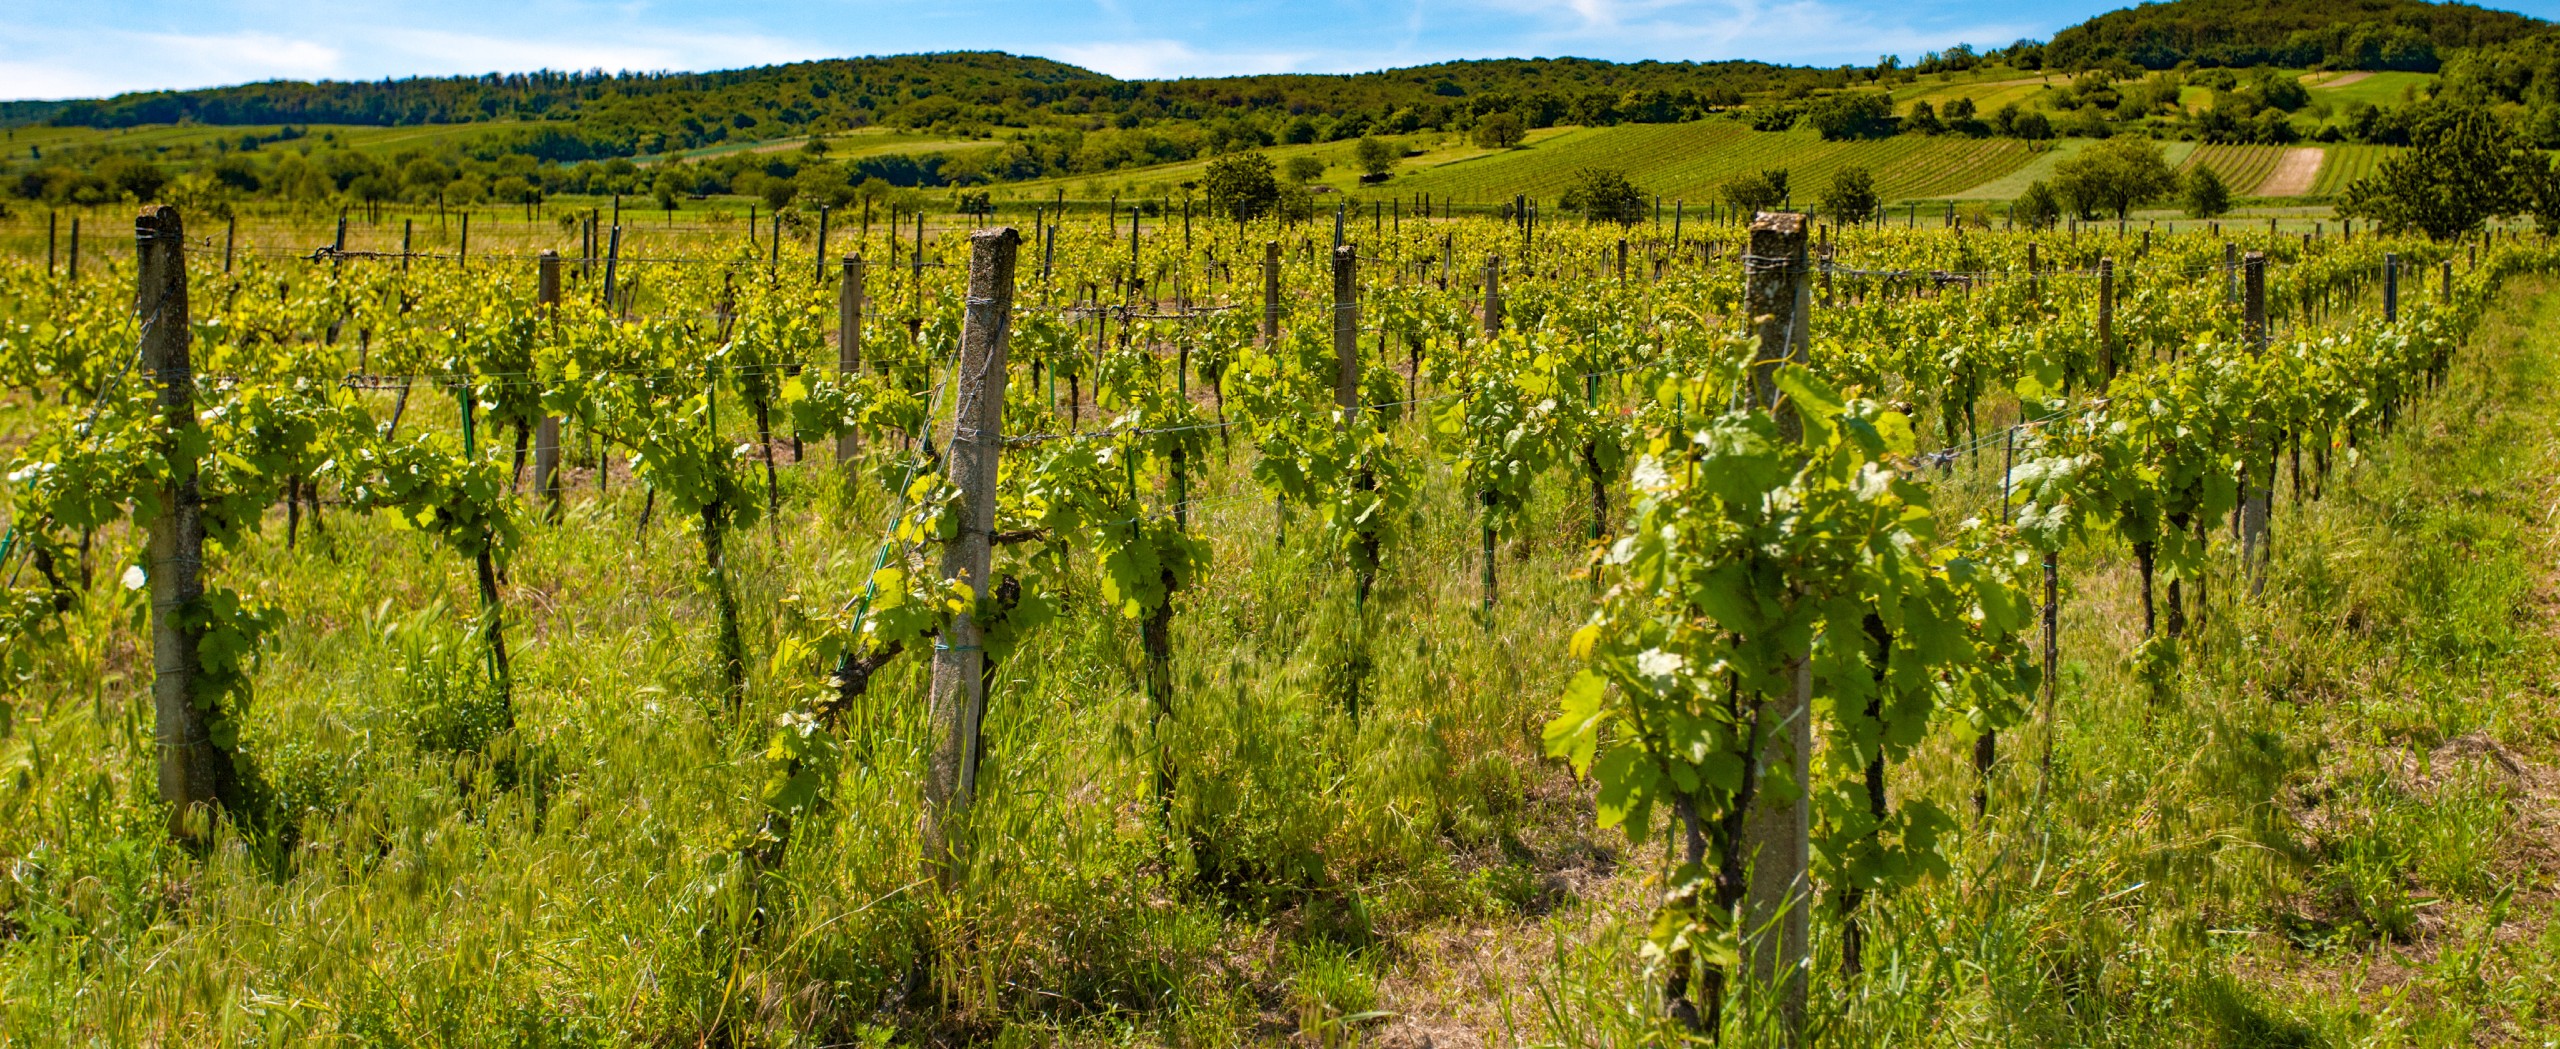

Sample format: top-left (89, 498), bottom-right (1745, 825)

top-left (2304, 70), bottom-right (2433, 109)
top-left (1369, 124), bottom-right (2042, 205)
top-left (990, 121), bottom-right (2040, 208)
top-left (1889, 66), bottom-right (2069, 116)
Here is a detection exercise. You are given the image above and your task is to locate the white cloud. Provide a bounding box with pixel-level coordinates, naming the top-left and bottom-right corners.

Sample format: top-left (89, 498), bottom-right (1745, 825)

top-left (374, 26), bottom-right (819, 77)
top-left (1049, 38), bottom-right (1317, 79)
top-left (1469, 0), bottom-right (2041, 64)
top-left (0, 28), bottom-right (343, 98)
top-left (0, 17), bottom-right (818, 99)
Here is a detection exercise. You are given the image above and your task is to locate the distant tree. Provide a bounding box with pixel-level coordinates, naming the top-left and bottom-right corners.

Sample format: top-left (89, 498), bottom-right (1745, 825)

top-left (1473, 113), bottom-right (1527, 149)
top-left (759, 176), bottom-right (799, 211)
top-left (1807, 91), bottom-right (1894, 139)
top-left (1721, 168), bottom-right (1790, 213)
top-left (94, 155), bottom-right (165, 202)
top-left (1354, 136), bottom-right (1398, 178)
top-left (1819, 167), bottom-right (1882, 223)
top-left (2341, 107), bottom-right (2535, 240)
top-left (794, 163), bottom-right (853, 208)
top-left (1205, 151), bottom-right (1282, 221)
top-left (2015, 180), bottom-right (2063, 229)
top-left (1285, 155), bottom-right (1327, 184)
top-left (1560, 167), bottom-right (1646, 224)
top-left (1904, 101), bottom-right (1945, 135)
top-left (2181, 166), bottom-right (2232, 218)
top-left (1276, 182), bottom-right (1318, 224)
top-left (2050, 136), bottom-right (2177, 220)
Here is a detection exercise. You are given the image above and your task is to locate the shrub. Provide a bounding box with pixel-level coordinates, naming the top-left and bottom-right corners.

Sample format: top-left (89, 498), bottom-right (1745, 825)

top-left (1559, 167), bottom-right (1645, 224)
top-left (1205, 151), bottom-right (1281, 222)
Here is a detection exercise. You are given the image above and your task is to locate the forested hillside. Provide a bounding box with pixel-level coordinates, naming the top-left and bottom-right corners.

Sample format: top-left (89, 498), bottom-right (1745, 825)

top-left (2045, 0), bottom-right (2540, 70)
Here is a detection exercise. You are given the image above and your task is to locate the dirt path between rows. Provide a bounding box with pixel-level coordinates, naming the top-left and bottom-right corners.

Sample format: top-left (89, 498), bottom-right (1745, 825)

top-left (2257, 147), bottom-right (2325, 197)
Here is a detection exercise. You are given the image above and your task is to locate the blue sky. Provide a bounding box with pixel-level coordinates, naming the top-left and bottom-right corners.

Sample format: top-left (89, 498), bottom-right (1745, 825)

top-left (7, 0), bottom-right (2558, 101)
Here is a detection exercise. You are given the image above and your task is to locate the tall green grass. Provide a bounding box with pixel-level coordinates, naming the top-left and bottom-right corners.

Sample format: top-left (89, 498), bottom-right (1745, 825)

top-left (5, 276), bottom-right (2560, 1047)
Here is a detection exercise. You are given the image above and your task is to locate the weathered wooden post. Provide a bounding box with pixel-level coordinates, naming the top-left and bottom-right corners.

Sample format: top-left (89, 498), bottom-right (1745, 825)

top-left (1741, 210), bottom-right (1813, 1035)
top-left (920, 228), bottom-right (1021, 883)
top-left (838, 255), bottom-right (866, 464)
top-left (2097, 257), bottom-right (2115, 384)
top-left (2384, 253), bottom-right (2399, 323)
top-left (2242, 251), bottom-right (2271, 594)
top-left (1260, 240), bottom-right (1282, 347)
top-left (138, 205), bottom-right (230, 838)
top-left (534, 251), bottom-right (563, 520)
top-left (1333, 244), bottom-right (1360, 418)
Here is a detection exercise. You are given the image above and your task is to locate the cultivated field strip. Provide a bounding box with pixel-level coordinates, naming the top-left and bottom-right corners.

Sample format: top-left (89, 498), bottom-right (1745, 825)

top-left (2311, 143), bottom-right (2402, 198)
top-left (2178, 143), bottom-right (2291, 196)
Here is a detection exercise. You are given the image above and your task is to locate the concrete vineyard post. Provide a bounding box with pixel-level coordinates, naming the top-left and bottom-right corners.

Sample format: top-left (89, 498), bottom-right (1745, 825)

top-left (1741, 211), bottom-right (1813, 1035)
top-left (46, 211), bottom-right (56, 276)
top-left (838, 255), bottom-right (866, 464)
top-left (460, 212), bottom-right (469, 270)
top-left (223, 215), bottom-right (236, 274)
top-left (69, 216), bottom-right (80, 281)
top-left (1483, 255), bottom-right (1503, 337)
top-left (920, 227), bottom-right (1021, 883)
top-left (401, 219), bottom-right (413, 273)
top-left (137, 205), bottom-right (228, 838)
top-left (534, 251), bottom-right (563, 520)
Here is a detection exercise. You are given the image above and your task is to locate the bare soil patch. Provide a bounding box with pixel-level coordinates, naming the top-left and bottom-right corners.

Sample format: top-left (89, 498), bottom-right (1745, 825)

top-left (2257, 148), bottom-right (2325, 197)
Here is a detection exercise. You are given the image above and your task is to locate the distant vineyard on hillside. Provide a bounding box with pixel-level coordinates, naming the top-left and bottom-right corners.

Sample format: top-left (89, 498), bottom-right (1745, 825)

top-left (2177, 143), bottom-right (2291, 195)
top-left (2310, 143), bottom-right (2403, 197)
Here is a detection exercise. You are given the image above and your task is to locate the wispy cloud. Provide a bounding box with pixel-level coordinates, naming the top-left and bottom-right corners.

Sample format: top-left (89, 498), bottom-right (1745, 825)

top-left (1472, 0), bottom-right (2041, 63)
top-left (0, 27), bottom-right (343, 97)
top-left (1050, 39), bottom-right (1318, 79)
top-left (376, 26), bottom-right (822, 76)
top-left (0, 14), bottom-right (825, 98)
